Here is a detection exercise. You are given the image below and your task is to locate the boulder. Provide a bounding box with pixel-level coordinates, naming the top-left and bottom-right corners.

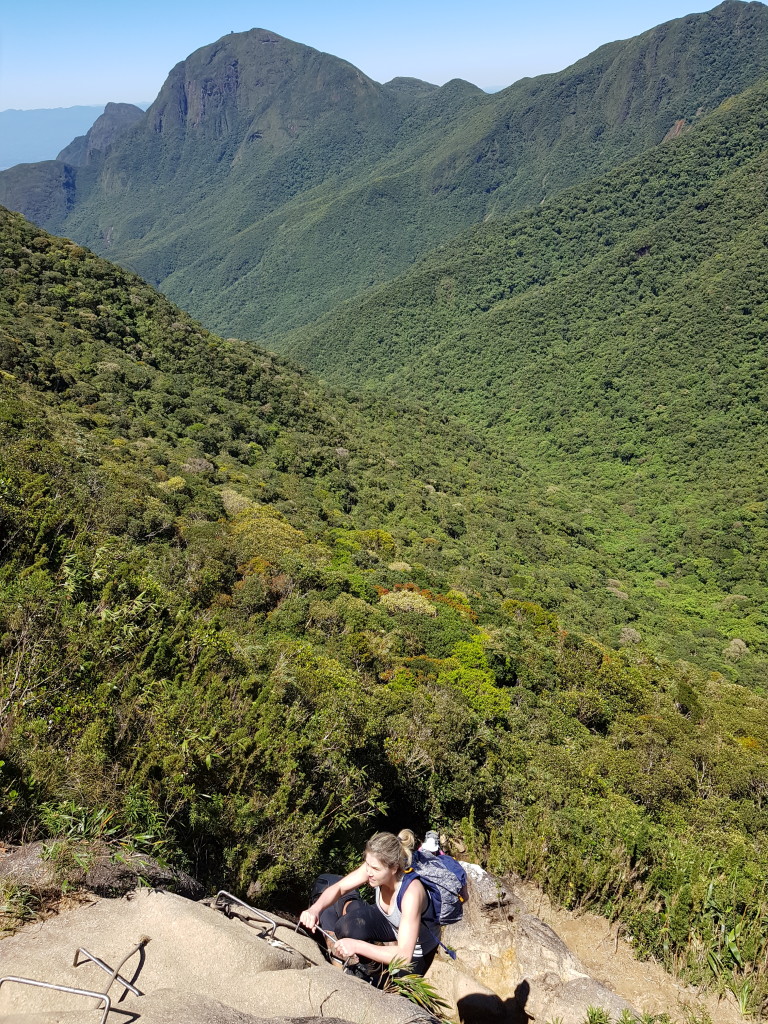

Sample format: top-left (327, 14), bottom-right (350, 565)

top-left (429, 869), bottom-right (637, 1024)
top-left (0, 889), bottom-right (431, 1024)
top-left (0, 841), bottom-right (203, 899)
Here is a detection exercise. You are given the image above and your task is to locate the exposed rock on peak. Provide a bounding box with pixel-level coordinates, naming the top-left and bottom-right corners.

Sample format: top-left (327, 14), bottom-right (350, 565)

top-left (57, 102), bottom-right (145, 165)
top-left (1, 3), bottom-right (765, 338)
top-left (147, 28), bottom-right (388, 143)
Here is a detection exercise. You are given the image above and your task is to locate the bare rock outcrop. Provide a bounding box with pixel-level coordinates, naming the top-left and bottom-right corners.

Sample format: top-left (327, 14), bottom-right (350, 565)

top-left (428, 865), bottom-right (637, 1024)
top-left (0, 889), bottom-right (431, 1024)
top-left (0, 841), bottom-right (203, 899)
top-left (57, 102), bottom-right (144, 166)
top-left (0, 857), bottom-right (637, 1024)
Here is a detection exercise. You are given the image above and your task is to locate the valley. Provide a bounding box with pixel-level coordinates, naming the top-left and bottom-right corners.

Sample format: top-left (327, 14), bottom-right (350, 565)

top-left (1, 1), bottom-right (767, 1016)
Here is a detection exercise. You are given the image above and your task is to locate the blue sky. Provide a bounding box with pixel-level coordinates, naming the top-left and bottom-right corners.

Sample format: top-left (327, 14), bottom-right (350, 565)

top-left (2, 0), bottom-right (717, 109)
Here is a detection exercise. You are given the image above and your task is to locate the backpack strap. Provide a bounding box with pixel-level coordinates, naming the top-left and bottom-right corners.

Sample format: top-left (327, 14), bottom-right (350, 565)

top-left (395, 868), bottom-right (420, 911)
top-left (396, 870), bottom-right (457, 960)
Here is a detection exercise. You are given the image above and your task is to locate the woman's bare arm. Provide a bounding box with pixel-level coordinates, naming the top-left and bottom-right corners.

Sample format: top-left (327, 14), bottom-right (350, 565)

top-left (332, 878), bottom-right (427, 967)
top-left (299, 863), bottom-right (369, 932)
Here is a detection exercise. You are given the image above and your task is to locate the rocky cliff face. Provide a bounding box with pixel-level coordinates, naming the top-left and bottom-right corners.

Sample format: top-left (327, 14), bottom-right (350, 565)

top-left (57, 102), bottom-right (145, 165)
top-left (0, 846), bottom-right (747, 1024)
top-left (429, 866), bottom-right (636, 1024)
top-left (0, 159), bottom-right (78, 228)
top-left (0, 861), bottom-right (634, 1024)
top-left (0, 29), bottom-right (401, 236)
top-left (0, 102), bottom-right (144, 226)
top-left (147, 30), bottom-right (390, 144)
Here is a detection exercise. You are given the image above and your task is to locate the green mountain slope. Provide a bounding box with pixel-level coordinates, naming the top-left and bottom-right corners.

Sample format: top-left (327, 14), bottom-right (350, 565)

top-left (1, 2), bottom-right (766, 338)
top-left (2, 207), bottom-right (768, 1009)
top-left (278, 78), bottom-right (768, 683)
top-left (56, 102), bottom-right (144, 166)
top-left (0, 205), bottom-right (708, 674)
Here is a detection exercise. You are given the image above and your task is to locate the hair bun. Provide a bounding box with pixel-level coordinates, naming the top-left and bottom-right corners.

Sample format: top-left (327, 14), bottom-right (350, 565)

top-left (397, 828), bottom-right (416, 852)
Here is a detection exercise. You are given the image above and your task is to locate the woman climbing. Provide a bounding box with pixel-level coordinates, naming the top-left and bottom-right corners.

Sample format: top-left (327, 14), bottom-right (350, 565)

top-left (299, 830), bottom-right (439, 981)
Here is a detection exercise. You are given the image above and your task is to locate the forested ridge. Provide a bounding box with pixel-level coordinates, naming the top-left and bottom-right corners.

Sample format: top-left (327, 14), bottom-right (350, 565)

top-left (1, 206), bottom-right (768, 1012)
top-left (2, 2), bottom-right (768, 1016)
top-left (1, 2), bottom-right (766, 339)
top-left (277, 76), bottom-right (768, 687)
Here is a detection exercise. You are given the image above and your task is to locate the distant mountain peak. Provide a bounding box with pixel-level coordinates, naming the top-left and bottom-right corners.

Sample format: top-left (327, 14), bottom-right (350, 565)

top-left (1, 1), bottom-right (766, 342)
top-left (383, 76), bottom-right (439, 93)
top-left (57, 102), bottom-right (144, 166)
top-left (438, 78), bottom-right (485, 96)
top-left (147, 27), bottom-right (384, 137)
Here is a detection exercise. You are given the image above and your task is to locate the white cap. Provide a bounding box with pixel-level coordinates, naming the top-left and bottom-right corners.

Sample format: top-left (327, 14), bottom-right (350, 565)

top-left (422, 831), bottom-right (440, 853)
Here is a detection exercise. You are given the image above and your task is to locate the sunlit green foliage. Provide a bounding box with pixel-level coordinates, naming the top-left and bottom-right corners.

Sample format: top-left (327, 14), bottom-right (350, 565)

top-left (2, 4), bottom-right (766, 340)
top-left (280, 77), bottom-right (768, 685)
top-left (1, 207), bottom-right (767, 1013)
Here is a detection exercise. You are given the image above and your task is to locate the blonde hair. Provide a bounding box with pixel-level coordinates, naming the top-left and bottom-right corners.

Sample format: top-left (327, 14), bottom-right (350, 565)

top-left (364, 830), bottom-right (415, 873)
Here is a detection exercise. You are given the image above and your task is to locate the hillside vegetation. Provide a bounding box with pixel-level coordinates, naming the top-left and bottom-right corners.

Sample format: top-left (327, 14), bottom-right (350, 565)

top-left (1, 207), bottom-right (768, 1012)
top-left (278, 76), bottom-right (768, 686)
top-left (1, 3), bottom-right (766, 338)
top-left (2, 3), bottom-right (768, 1013)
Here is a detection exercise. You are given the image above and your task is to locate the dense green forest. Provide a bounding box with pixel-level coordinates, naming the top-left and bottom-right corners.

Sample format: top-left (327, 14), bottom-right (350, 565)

top-left (277, 76), bottom-right (768, 688)
top-left (1, 3), bottom-right (766, 338)
top-left (2, 3), bottom-right (768, 1016)
top-left (1, 208), bottom-right (768, 1012)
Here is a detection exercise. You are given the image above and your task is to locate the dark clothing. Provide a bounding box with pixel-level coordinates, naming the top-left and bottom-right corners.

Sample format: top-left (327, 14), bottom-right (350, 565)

top-left (335, 901), bottom-right (437, 981)
top-left (318, 891), bottom-right (372, 936)
top-left (329, 898), bottom-right (395, 943)
top-left (310, 873), bottom-right (438, 981)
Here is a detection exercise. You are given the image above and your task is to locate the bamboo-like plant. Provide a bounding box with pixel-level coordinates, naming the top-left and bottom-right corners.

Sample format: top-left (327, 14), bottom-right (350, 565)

top-left (384, 958), bottom-right (454, 1019)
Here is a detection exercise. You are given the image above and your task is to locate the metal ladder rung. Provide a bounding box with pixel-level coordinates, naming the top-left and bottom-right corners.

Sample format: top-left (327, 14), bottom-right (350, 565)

top-left (213, 892), bottom-right (317, 962)
top-left (73, 947), bottom-right (143, 996)
top-left (0, 976), bottom-right (111, 1024)
top-left (213, 890), bottom-right (277, 938)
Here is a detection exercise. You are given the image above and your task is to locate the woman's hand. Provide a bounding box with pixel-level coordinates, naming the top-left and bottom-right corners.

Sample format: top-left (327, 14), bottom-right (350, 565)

top-left (299, 908), bottom-right (319, 932)
top-left (333, 937), bottom-right (360, 960)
